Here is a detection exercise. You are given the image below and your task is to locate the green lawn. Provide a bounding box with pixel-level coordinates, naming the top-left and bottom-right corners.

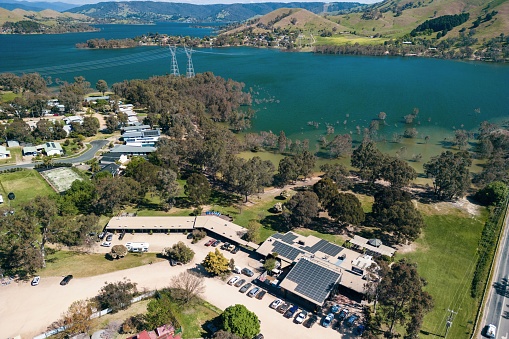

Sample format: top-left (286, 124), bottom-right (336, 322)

top-left (400, 209), bottom-right (487, 338)
top-left (294, 228), bottom-right (346, 245)
top-left (39, 250), bottom-right (164, 278)
top-left (0, 91), bottom-right (19, 102)
top-left (0, 170), bottom-right (56, 206)
top-left (180, 301), bottom-right (222, 338)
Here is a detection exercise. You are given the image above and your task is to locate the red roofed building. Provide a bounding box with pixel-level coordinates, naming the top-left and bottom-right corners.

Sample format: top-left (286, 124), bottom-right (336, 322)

top-left (127, 324), bottom-right (181, 339)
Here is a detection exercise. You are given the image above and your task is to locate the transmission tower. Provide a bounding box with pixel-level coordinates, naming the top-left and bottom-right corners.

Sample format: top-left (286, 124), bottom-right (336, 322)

top-left (169, 45), bottom-right (180, 76)
top-left (444, 309), bottom-right (458, 338)
top-left (184, 46), bottom-right (195, 78)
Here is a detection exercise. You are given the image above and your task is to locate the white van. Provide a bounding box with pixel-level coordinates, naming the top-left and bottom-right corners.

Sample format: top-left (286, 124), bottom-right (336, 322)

top-left (233, 266), bottom-right (241, 274)
top-left (126, 242), bottom-right (149, 253)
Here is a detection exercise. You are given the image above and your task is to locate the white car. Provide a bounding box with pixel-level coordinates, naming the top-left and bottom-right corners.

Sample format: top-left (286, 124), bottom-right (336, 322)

top-left (228, 276), bottom-right (239, 285)
top-left (270, 299), bottom-right (283, 309)
top-left (295, 310), bottom-right (308, 324)
top-left (486, 324), bottom-right (497, 338)
top-left (101, 241), bottom-right (112, 247)
top-left (31, 276), bottom-right (40, 286)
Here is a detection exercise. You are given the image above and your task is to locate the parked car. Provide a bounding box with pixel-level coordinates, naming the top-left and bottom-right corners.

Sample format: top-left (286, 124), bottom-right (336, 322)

top-left (304, 314), bottom-right (318, 328)
top-left (322, 313), bottom-right (334, 328)
top-left (486, 324), bottom-right (497, 338)
top-left (256, 290), bottom-right (266, 300)
top-left (254, 334), bottom-right (264, 339)
top-left (105, 234), bottom-right (113, 241)
top-left (118, 231), bottom-right (126, 240)
top-left (284, 304), bottom-right (299, 318)
top-left (170, 258), bottom-right (177, 266)
top-left (242, 268), bottom-right (254, 277)
top-left (212, 240), bottom-right (221, 247)
top-left (221, 242), bottom-right (230, 250)
top-left (295, 310), bottom-right (308, 324)
top-left (239, 282), bottom-right (252, 293)
top-left (205, 239), bottom-right (215, 246)
top-left (31, 276), bottom-right (40, 286)
top-left (228, 276), bottom-right (240, 285)
top-left (270, 299), bottom-right (283, 309)
top-left (277, 302), bottom-right (291, 314)
top-left (338, 308), bottom-right (349, 321)
top-left (232, 266), bottom-right (241, 274)
top-left (60, 275), bottom-right (73, 286)
top-left (101, 241), bottom-right (112, 247)
top-left (355, 324), bottom-right (366, 336)
top-left (98, 232), bottom-right (105, 239)
top-left (187, 233), bottom-right (194, 239)
top-left (345, 314), bottom-right (359, 327)
top-left (248, 287), bottom-right (260, 297)
top-left (231, 246), bottom-right (240, 254)
top-left (234, 279), bottom-right (246, 287)
top-left (331, 304), bottom-right (340, 313)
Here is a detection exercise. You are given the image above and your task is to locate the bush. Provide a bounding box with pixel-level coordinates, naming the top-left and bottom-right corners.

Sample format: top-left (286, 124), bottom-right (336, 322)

top-left (475, 181), bottom-right (508, 206)
top-left (191, 229), bottom-right (206, 244)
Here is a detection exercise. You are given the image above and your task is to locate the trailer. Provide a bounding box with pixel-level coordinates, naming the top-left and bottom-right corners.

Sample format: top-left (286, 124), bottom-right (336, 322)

top-left (125, 242), bottom-right (149, 253)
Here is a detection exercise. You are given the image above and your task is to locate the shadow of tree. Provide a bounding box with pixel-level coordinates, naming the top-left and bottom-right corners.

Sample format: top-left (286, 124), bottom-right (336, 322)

top-left (210, 190), bottom-right (241, 207)
top-left (260, 214), bottom-right (290, 233)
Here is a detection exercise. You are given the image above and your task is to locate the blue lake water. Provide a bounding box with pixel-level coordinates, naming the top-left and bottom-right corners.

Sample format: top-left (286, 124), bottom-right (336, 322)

top-left (1, 22), bottom-right (508, 151)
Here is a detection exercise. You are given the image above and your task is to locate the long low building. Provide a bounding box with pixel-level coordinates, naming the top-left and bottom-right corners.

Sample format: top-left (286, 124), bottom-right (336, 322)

top-left (105, 216), bottom-right (259, 249)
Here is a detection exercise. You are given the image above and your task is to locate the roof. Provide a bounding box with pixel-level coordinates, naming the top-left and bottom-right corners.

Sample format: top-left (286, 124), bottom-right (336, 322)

top-left (100, 163), bottom-right (120, 175)
top-left (279, 257), bottom-right (342, 306)
top-left (6, 140), bottom-right (19, 147)
top-left (105, 216), bottom-right (259, 249)
top-left (121, 125), bottom-right (151, 133)
top-left (0, 146), bottom-right (9, 154)
top-left (109, 145), bottom-right (156, 154)
top-left (42, 142), bottom-right (62, 152)
top-left (350, 235), bottom-right (396, 257)
top-left (23, 146), bottom-right (37, 153)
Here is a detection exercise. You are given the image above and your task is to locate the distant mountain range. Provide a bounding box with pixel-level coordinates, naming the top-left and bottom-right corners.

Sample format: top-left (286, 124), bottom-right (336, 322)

top-left (66, 1), bottom-right (365, 22)
top-left (0, 0), bottom-right (76, 11)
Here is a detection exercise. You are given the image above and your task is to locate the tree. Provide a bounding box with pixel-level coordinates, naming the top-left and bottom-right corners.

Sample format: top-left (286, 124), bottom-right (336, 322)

top-left (245, 220), bottom-right (262, 243)
top-left (424, 150), bottom-right (472, 200)
top-left (170, 271), bottom-right (205, 304)
top-left (96, 279), bottom-right (138, 313)
top-left (380, 156), bottom-right (417, 188)
top-left (184, 173), bottom-right (212, 206)
top-left (109, 245), bottom-right (128, 259)
top-left (52, 299), bottom-right (93, 337)
top-left (202, 248), bottom-right (230, 276)
top-left (162, 241), bottom-right (195, 264)
top-left (220, 304), bottom-right (260, 339)
top-left (351, 140), bottom-right (384, 183)
top-left (145, 291), bottom-right (181, 330)
top-left (313, 178), bottom-right (339, 207)
top-left (105, 115), bottom-right (118, 133)
top-left (328, 134), bottom-right (352, 158)
top-left (81, 116), bottom-right (100, 137)
top-left (295, 150), bottom-right (316, 179)
top-left (326, 193), bottom-right (365, 225)
top-left (475, 181), bottom-right (508, 206)
top-left (213, 330), bottom-right (242, 339)
top-left (320, 163), bottom-right (352, 190)
top-left (284, 191), bottom-right (319, 228)
top-left (95, 79), bottom-right (108, 96)
top-left (94, 176), bottom-right (142, 215)
top-left (223, 156), bottom-right (274, 202)
top-left (263, 258), bottom-right (277, 271)
top-left (275, 156), bottom-right (299, 187)
top-left (378, 259), bottom-right (433, 337)
top-left (278, 130), bottom-right (287, 153)
top-left (453, 129), bottom-right (468, 149)
top-left (156, 168), bottom-right (180, 208)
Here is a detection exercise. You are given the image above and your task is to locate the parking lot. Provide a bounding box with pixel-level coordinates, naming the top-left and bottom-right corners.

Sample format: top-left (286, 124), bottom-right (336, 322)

top-left (0, 232), bottom-right (364, 338)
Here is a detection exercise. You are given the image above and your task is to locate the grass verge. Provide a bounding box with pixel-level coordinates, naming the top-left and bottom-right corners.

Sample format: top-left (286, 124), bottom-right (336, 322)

top-left (39, 250), bottom-right (164, 278)
top-left (400, 209), bottom-right (487, 338)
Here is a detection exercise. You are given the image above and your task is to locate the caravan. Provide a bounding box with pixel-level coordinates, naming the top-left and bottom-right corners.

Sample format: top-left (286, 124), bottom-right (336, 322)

top-left (125, 242), bottom-right (149, 253)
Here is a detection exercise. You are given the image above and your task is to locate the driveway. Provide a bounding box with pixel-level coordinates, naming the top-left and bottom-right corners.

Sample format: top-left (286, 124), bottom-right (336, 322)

top-left (0, 234), bottom-right (350, 339)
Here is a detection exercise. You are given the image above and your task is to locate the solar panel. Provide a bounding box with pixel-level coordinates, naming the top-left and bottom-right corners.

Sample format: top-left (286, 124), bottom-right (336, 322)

top-left (272, 234), bottom-right (283, 240)
top-left (321, 243), bottom-right (343, 257)
top-left (285, 259), bottom-right (341, 304)
top-left (273, 241), bottom-right (305, 261)
top-left (301, 239), bottom-right (328, 253)
top-left (279, 233), bottom-right (298, 244)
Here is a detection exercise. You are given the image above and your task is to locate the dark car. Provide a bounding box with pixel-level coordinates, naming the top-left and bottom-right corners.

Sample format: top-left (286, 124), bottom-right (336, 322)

top-left (284, 304), bottom-right (299, 318)
top-left (231, 246), bottom-right (240, 254)
top-left (254, 335), bottom-right (264, 339)
top-left (170, 258), bottom-right (177, 266)
top-left (221, 242), bottom-right (230, 250)
top-left (187, 233), bottom-right (194, 239)
top-left (248, 287), bottom-right (260, 297)
top-left (242, 268), bottom-right (254, 277)
top-left (256, 290), bottom-right (266, 300)
top-left (234, 279), bottom-right (246, 287)
top-left (304, 314), bottom-right (318, 328)
top-left (118, 231), bottom-right (126, 240)
top-left (239, 282), bottom-right (252, 293)
top-left (105, 234), bottom-right (113, 241)
top-left (277, 302), bottom-right (291, 314)
top-left (60, 275), bottom-right (73, 285)
top-left (212, 240), bottom-right (221, 247)
top-left (345, 314), bottom-right (359, 327)
top-left (338, 308), bottom-right (349, 321)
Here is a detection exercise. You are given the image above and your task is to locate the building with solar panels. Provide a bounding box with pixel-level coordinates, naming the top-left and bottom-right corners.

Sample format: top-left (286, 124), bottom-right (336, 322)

top-left (257, 231), bottom-right (388, 310)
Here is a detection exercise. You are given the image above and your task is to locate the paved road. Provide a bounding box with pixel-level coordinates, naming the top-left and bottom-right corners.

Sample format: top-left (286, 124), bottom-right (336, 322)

top-left (0, 139), bottom-right (108, 171)
top-left (479, 204), bottom-right (509, 339)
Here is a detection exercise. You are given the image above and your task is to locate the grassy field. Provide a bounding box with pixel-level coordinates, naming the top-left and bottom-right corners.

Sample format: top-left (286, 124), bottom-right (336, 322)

top-left (315, 35), bottom-right (387, 46)
top-left (0, 170), bottom-right (56, 206)
top-left (0, 91), bottom-right (19, 102)
top-left (39, 250), bottom-right (164, 278)
top-left (400, 207), bottom-right (487, 338)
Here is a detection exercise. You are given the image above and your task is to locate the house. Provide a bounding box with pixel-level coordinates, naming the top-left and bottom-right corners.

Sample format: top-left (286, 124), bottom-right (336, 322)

top-left (108, 145), bottom-right (156, 156)
top-left (85, 96), bottom-right (109, 103)
top-left (349, 235), bottom-right (396, 257)
top-left (127, 116), bottom-right (140, 125)
top-left (98, 163), bottom-right (121, 177)
top-left (63, 116), bottom-right (84, 125)
top-left (122, 129), bottom-right (161, 146)
top-left (127, 324), bottom-right (181, 339)
top-left (22, 146), bottom-right (38, 156)
top-left (121, 125), bottom-right (151, 134)
top-left (6, 140), bottom-right (19, 147)
top-left (100, 153), bottom-right (128, 165)
top-left (0, 146), bottom-right (11, 159)
top-left (37, 142), bottom-right (63, 156)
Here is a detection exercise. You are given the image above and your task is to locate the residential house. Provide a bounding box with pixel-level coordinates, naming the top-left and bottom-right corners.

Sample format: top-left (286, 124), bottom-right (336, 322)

top-left (98, 163), bottom-right (121, 177)
top-left (108, 145), bottom-right (156, 156)
top-left (121, 125), bottom-right (151, 134)
top-left (22, 146), bottom-right (38, 156)
top-left (63, 116), bottom-right (84, 125)
top-left (85, 96), bottom-right (109, 103)
top-left (37, 142), bottom-right (63, 156)
top-left (122, 129), bottom-right (161, 146)
top-left (127, 324), bottom-right (181, 339)
top-left (6, 140), bottom-right (19, 147)
top-left (0, 146), bottom-right (10, 159)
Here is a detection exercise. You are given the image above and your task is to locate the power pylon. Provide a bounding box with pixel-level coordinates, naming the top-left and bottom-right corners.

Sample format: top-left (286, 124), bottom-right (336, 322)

top-left (184, 46), bottom-right (195, 78)
top-left (444, 309), bottom-right (458, 338)
top-left (169, 45), bottom-right (180, 76)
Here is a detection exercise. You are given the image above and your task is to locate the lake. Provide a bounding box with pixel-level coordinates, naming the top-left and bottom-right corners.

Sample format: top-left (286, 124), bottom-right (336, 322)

top-left (1, 22), bottom-right (508, 158)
